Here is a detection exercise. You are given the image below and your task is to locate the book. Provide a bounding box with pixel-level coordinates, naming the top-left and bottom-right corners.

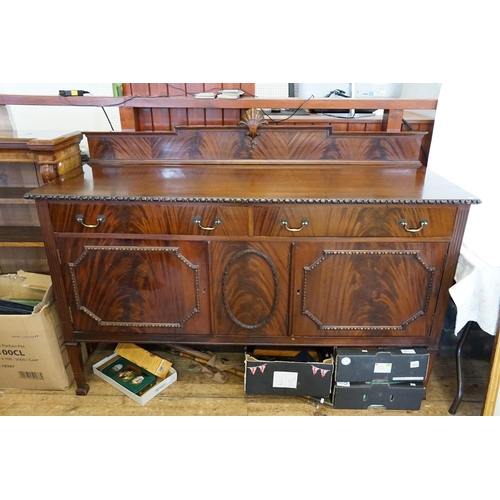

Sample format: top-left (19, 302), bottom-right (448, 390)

top-left (101, 357), bottom-right (157, 395)
top-left (216, 94), bottom-right (241, 99)
top-left (217, 89), bottom-right (244, 99)
top-left (0, 298), bottom-right (40, 315)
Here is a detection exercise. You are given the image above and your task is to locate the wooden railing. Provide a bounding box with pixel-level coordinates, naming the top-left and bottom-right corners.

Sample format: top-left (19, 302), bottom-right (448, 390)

top-left (0, 94), bottom-right (438, 133)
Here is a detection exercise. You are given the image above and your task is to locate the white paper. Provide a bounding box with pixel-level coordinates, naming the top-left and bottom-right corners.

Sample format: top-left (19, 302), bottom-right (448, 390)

top-left (374, 363), bottom-right (392, 373)
top-left (273, 371), bottom-right (298, 389)
top-left (450, 244), bottom-right (500, 336)
top-left (393, 376), bottom-right (424, 381)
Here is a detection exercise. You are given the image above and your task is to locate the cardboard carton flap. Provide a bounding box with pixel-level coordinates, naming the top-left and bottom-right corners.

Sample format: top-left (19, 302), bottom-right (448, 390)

top-left (17, 270), bottom-right (52, 291)
top-left (0, 271), bottom-right (52, 311)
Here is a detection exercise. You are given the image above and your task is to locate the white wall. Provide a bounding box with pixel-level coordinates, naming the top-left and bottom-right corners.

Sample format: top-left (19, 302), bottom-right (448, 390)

top-left (256, 83), bottom-right (442, 100)
top-left (427, 83), bottom-right (498, 267)
top-left (0, 83), bottom-right (122, 153)
top-left (400, 83), bottom-right (442, 98)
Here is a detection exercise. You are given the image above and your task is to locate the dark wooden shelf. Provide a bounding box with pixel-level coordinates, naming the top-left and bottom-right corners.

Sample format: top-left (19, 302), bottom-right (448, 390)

top-left (0, 187), bottom-right (36, 201)
top-left (0, 94), bottom-right (438, 111)
top-left (0, 226), bottom-right (44, 246)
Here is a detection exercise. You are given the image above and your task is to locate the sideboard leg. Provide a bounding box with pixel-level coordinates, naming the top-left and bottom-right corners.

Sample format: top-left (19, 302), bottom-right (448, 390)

top-left (448, 321), bottom-right (473, 414)
top-left (67, 343), bottom-right (89, 396)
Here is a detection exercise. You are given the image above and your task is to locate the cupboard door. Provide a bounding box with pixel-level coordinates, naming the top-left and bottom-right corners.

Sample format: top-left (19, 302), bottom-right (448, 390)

top-left (291, 241), bottom-right (448, 339)
top-left (57, 238), bottom-right (210, 335)
top-left (211, 241), bottom-right (290, 338)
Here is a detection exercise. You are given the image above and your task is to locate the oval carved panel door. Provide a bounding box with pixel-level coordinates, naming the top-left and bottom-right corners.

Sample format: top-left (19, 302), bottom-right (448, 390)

top-left (58, 238), bottom-right (210, 335)
top-left (211, 242), bottom-right (290, 338)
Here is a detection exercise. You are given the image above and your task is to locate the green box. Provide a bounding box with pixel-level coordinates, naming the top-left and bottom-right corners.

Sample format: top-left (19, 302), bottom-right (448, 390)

top-left (102, 357), bottom-right (156, 396)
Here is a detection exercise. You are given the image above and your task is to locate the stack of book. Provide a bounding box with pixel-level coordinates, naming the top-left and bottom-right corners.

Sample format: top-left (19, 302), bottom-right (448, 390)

top-left (194, 92), bottom-right (217, 99)
top-left (0, 298), bottom-right (40, 315)
top-left (217, 89), bottom-right (244, 99)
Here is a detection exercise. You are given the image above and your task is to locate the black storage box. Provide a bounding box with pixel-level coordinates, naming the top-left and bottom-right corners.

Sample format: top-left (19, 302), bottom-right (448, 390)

top-left (335, 348), bottom-right (429, 383)
top-left (333, 382), bottom-right (426, 410)
top-left (244, 349), bottom-right (334, 398)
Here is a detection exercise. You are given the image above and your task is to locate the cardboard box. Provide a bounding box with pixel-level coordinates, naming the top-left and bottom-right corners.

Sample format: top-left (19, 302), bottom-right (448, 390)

top-left (93, 353), bottom-right (177, 405)
top-left (115, 343), bottom-right (172, 378)
top-left (335, 347), bottom-right (429, 383)
top-left (244, 349), bottom-right (334, 398)
top-left (333, 382), bottom-right (426, 410)
top-left (0, 271), bottom-right (77, 391)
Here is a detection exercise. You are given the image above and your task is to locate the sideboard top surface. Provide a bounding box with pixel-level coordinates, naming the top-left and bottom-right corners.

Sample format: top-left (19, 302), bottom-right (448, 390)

top-left (0, 130), bottom-right (83, 147)
top-left (25, 163), bottom-right (480, 205)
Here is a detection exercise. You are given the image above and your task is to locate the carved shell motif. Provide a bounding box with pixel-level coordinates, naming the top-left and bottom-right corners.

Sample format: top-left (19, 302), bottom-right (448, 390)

top-left (238, 108), bottom-right (268, 141)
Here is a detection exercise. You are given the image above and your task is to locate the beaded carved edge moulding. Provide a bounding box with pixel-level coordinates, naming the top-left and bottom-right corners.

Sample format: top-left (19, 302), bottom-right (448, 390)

top-left (24, 194), bottom-right (481, 204)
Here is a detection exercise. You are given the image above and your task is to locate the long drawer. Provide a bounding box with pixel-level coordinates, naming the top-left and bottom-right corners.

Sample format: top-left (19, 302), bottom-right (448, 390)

top-left (254, 205), bottom-right (458, 238)
top-left (48, 203), bottom-right (250, 236)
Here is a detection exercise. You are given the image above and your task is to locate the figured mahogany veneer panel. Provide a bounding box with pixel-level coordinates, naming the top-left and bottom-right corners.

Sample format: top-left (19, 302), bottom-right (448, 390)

top-left (211, 241), bottom-right (290, 338)
top-left (48, 203), bottom-right (249, 236)
top-left (86, 129), bottom-right (426, 163)
top-left (291, 242), bottom-right (447, 338)
top-left (57, 238), bottom-right (210, 335)
top-left (293, 242), bottom-right (448, 337)
top-left (254, 205), bottom-right (458, 238)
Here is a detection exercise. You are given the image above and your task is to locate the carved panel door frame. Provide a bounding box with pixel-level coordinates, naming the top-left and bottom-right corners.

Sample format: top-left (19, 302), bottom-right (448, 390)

top-left (56, 237), bottom-right (210, 335)
top-left (290, 241), bottom-right (448, 340)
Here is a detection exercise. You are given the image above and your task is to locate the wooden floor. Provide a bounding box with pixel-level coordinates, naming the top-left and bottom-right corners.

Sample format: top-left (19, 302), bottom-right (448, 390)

top-left (0, 343), bottom-right (491, 416)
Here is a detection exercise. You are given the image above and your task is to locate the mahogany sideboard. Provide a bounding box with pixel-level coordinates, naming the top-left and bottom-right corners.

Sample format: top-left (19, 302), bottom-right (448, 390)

top-left (25, 110), bottom-right (479, 395)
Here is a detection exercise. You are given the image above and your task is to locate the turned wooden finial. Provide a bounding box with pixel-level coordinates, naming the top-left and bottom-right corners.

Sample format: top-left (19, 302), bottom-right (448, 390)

top-left (40, 163), bottom-right (57, 183)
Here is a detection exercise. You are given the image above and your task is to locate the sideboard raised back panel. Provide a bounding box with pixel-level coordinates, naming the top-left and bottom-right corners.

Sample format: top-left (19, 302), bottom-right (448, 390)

top-left (86, 128), bottom-right (425, 164)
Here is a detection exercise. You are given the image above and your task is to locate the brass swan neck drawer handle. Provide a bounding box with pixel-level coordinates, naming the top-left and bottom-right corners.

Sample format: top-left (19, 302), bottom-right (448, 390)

top-left (75, 214), bottom-right (106, 228)
top-left (280, 218), bottom-right (310, 232)
top-left (193, 216), bottom-right (223, 231)
top-left (398, 218), bottom-right (429, 233)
